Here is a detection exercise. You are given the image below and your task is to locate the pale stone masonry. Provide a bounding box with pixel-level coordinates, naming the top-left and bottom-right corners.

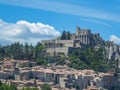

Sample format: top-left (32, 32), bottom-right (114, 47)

top-left (42, 26), bottom-right (103, 56)
top-left (0, 59), bottom-right (120, 90)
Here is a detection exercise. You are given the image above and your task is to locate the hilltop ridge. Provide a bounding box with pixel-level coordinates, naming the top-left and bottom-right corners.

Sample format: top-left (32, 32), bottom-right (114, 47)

top-left (42, 26), bottom-right (120, 67)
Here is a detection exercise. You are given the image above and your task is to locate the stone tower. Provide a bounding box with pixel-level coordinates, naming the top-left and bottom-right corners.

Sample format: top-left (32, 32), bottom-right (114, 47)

top-left (75, 26), bottom-right (91, 45)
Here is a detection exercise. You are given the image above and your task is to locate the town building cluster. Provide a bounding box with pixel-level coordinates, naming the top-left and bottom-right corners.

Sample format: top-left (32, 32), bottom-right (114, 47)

top-left (0, 58), bottom-right (119, 90)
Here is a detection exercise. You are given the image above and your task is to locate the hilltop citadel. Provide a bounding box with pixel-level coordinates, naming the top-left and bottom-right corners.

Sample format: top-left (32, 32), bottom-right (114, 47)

top-left (42, 26), bottom-right (107, 57)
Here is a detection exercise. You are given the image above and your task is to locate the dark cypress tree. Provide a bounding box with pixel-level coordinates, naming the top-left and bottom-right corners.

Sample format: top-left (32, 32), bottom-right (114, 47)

top-left (61, 30), bottom-right (66, 40)
top-left (61, 30), bottom-right (71, 40)
top-left (67, 31), bottom-right (71, 40)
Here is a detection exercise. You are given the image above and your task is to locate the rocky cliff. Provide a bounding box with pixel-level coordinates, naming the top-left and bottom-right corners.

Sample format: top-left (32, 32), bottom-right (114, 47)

top-left (103, 41), bottom-right (120, 68)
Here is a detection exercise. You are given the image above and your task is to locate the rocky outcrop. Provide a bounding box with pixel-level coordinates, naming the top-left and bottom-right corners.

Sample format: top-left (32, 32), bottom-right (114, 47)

top-left (105, 41), bottom-right (120, 61)
top-left (42, 26), bottom-right (120, 68)
top-left (103, 41), bottom-right (120, 68)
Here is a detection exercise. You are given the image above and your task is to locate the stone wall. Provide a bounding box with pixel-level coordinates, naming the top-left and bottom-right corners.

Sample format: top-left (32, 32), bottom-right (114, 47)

top-left (46, 47), bottom-right (69, 56)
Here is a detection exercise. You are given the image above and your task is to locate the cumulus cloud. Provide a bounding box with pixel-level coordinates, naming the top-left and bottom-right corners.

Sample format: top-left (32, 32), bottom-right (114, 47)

top-left (0, 19), bottom-right (61, 45)
top-left (110, 35), bottom-right (120, 44)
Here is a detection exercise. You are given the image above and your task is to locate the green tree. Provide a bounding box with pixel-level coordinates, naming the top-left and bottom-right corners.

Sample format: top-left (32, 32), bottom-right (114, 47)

top-left (0, 81), bottom-right (2, 86)
top-left (0, 47), bottom-right (5, 60)
top-left (35, 42), bottom-right (45, 59)
top-left (61, 31), bottom-right (71, 40)
top-left (61, 30), bottom-right (66, 40)
top-left (41, 84), bottom-right (52, 90)
top-left (69, 47), bottom-right (109, 72)
top-left (23, 42), bottom-right (30, 60)
top-left (67, 31), bottom-right (71, 40)
top-left (36, 58), bottom-right (47, 65)
top-left (0, 83), bottom-right (17, 90)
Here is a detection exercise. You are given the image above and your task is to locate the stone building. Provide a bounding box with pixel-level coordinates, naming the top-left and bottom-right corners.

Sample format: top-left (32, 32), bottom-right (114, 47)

top-left (42, 26), bottom-right (103, 56)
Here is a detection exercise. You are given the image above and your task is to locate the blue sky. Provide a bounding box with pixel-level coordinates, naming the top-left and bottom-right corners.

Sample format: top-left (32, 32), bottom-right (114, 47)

top-left (0, 0), bottom-right (120, 45)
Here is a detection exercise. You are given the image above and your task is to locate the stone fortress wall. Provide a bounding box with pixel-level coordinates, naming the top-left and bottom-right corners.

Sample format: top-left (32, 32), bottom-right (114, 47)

top-left (41, 26), bottom-right (103, 56)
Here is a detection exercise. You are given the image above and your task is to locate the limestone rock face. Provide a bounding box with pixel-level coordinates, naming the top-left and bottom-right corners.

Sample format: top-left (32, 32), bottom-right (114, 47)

top-left (42, 26), bottom-right (120, 67)
top-left (104, 42), bottom-right (120, 68)
top-left (75, 27), bottom-right (120, 65)
top-left (105, 42), bottom-right (120, 61)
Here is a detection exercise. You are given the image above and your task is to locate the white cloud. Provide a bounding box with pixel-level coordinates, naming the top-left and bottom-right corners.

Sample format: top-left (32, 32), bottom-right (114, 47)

top-left (0, 19), bottom-right (61, 45)
top-left (81, 18), bottom-right (111, 27)
top-left (110, 35), bottom-right (120, 44)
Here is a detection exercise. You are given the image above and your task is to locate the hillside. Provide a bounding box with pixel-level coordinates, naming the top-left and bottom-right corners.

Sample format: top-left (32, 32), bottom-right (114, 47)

top-left (0, 26), bottom-right (120, 72)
